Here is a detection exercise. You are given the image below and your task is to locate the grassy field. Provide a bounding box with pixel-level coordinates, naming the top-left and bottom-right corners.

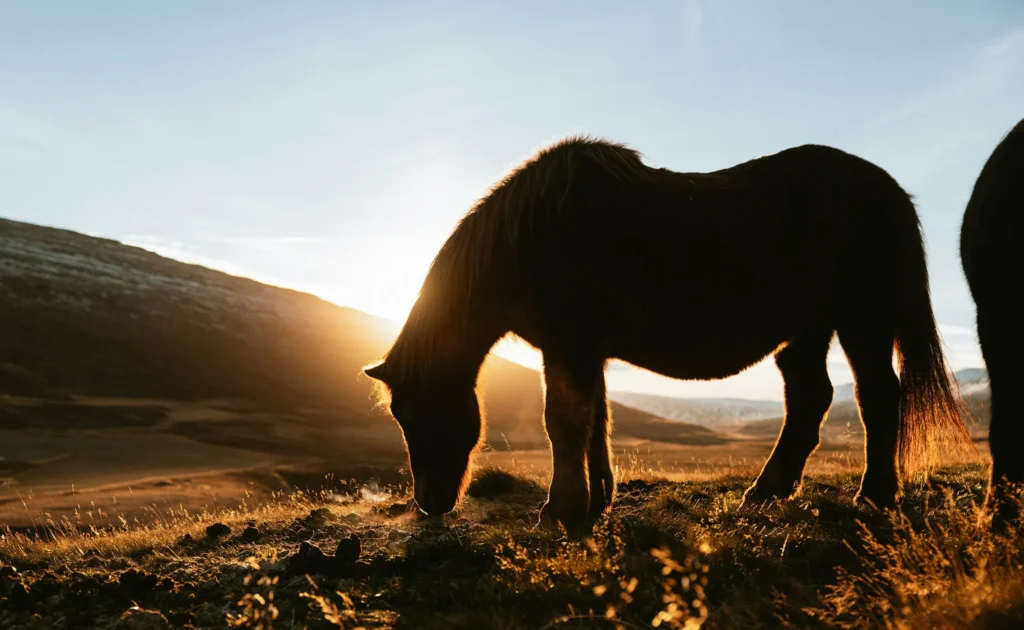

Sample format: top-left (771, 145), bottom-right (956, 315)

top-left (1, 444), bottom-right (1019, 630)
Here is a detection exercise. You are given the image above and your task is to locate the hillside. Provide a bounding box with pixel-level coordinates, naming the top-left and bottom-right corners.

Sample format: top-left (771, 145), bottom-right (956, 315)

top-left (0, 218), bottom-right (726, 513)
top-left (735, 368), bottom-right (991, 443)
top-left (608, 391), bottom-right (782, 427)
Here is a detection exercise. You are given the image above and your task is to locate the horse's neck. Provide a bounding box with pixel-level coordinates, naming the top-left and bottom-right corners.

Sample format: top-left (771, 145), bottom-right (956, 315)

top-left (443, 311), bottom-right (507, 381)
top-left (398, 301), bottom-right (508, 385)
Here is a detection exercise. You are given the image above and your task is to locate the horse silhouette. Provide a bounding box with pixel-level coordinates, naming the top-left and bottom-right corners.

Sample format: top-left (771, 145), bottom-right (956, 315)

top-left (961, 117), bottom-right (1024, 531)
top-left (364, 136), bottom-right (973, 529)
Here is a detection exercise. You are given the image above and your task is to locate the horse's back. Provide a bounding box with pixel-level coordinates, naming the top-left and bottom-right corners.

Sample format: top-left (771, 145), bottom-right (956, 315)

top-left (512, 141), bottom-right (922, 377)
top-left (961, 119), bottom-right (1024, 298)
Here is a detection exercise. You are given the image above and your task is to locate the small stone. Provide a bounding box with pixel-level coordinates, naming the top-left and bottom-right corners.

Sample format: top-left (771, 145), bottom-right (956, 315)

top-left (350, 559), bottom-right (372, 579)
top-left (76, 576), bottom-right (102, 593)
top-left (5, 583), bottom-right (31, 610)
top-left (32, 573), bottom-right (61, 598)
top-left (335, 534), bottom-right (361, 565)
top-left (166, 611), bottom-right (197, 627)
top-left (344, 513), bottom-right (361, 524)
top-left (116, 606), bottom-right (169, 630)
top-left (286, 541), bottom-right (334, 576)
top-left (118, 569), bottom-right (158, 598)
top-left (387, 529), bottom-right (406, 542)
top-left (240, 526), bottom-right (261, 543)
top-left (303, 507), bottom-right (336, 526)
top-left (205, 523), bottom-right (231, 539)
top-left (388, 501), bottom-right (409, 517)
top-left (85, 556), bottom-right (104, 568)
top-left (0, 565), bottom-right (17, 582)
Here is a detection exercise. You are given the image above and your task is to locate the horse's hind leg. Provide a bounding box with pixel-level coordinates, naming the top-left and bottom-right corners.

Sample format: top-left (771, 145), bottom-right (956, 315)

top-left (978, 311), bottom-right (1024, 530)
top-left (837, 324), bottom-right (901, 508)
top-left (742, 330), bottom-right (834, 507)
top-left (587, 374), bottom-right (615, 518)
top-left (539, 355), bottom-right (603, 531)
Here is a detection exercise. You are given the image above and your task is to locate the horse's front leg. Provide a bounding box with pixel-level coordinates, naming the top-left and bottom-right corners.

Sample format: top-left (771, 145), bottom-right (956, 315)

top-left (587, 374), bottom-right (615, 517)
top-left (539, 357), bottom-right (601, 532)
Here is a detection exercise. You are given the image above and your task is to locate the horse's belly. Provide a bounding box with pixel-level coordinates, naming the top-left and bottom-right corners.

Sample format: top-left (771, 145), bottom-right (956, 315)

top-left (609, 329), bottom-right (787, 382)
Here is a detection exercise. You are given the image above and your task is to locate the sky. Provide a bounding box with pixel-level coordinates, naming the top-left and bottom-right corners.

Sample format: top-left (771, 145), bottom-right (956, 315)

top-left (2, 1), bottom-right (1023, 400)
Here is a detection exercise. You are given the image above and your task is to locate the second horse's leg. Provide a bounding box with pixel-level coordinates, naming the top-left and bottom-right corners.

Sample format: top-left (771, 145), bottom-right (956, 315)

top-left (979, 312), bottom-right (1024, 531)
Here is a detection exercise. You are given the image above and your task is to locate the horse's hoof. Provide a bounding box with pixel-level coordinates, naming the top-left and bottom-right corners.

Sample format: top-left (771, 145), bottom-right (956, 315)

top-left (587, 488), bottom-right (614, 519)
top-left (538, 500), bottom-right (588, 534)
top-left (854, 478), bottom-right (900, 511)
top-left (739, 484), bottom-right (788, 510)
top-left (853, 492), bottom-right (898, 511)
top-left (587, 470), bottom-right (616, 518)
top-left (587, 502), bottom-right (612, 519)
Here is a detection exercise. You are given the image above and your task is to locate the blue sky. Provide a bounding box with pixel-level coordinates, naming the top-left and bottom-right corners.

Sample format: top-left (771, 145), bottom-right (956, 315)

top-left (2, 1), bottom-right (1023, 400)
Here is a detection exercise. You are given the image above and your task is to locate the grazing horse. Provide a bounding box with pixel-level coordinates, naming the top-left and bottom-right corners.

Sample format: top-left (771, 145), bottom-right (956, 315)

top-left (960, 117), bottom-right (1024, 531)
top-left (364, 136), bottom-right (973, 529)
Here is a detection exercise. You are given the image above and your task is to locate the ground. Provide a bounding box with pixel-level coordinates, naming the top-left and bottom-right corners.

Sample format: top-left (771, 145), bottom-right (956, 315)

top-left (1, 446), bottom-right (1020, 630)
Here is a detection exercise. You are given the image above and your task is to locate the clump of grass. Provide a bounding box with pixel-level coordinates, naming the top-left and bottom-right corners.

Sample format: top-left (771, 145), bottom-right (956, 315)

top-left (466, 467), bottom-right (544, 499)
top-left (491, 515), bottom-right (713, 629)
top-left (805, 488), bottom-right (1024, 629)
top-left (299, 575), bottom-right (361, 629)
top-left (650, 545), bottom-right (712, 629)
top-left (227, 566), bottom-right (280, 629)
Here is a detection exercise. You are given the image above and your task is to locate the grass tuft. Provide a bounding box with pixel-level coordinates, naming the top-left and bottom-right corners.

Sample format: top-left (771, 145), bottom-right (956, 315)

top-left (466, 467), bottom-right (545, 499)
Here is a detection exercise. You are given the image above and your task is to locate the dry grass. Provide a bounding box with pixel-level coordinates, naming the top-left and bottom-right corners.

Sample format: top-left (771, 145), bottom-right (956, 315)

top-left (0, 458), bottom-right (1020, 629)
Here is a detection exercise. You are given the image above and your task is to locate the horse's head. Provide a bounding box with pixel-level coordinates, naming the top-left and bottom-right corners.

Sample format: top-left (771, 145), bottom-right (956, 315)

top-left (364, 360), bottom-right (482, 516)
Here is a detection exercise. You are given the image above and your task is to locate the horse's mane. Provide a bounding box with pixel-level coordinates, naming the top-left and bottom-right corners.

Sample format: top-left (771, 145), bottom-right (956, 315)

top-left (370, 135), bottom-right (651, 390)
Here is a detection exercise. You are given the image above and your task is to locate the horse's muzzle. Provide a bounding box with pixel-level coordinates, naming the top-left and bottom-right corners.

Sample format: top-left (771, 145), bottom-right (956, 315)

top-left (414, 487), bottom-right (457, 516)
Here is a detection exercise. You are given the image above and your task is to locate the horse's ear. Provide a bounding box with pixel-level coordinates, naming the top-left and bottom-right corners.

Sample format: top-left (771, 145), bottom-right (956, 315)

top-left (363, 361), bottom-right (390, 383)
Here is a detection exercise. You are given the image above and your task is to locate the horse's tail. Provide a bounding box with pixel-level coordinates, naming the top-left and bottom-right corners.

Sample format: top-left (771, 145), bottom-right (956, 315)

top-left (893, 214), bottom-right (976, 479)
